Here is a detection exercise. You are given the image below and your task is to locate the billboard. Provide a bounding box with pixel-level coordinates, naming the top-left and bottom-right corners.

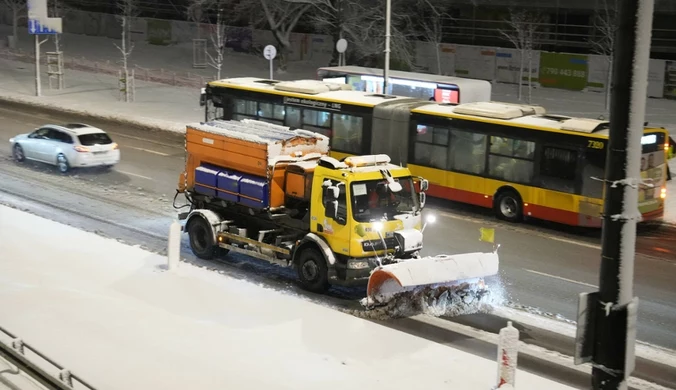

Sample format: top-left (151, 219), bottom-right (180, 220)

top-left (539, 52), bottom-right (589, 91)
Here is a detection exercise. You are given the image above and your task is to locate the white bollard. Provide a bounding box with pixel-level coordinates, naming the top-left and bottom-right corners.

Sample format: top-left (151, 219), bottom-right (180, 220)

top-left (167, 220), bottom-right (181, 270)
top-left (496, 321), bottom-right (519, 388)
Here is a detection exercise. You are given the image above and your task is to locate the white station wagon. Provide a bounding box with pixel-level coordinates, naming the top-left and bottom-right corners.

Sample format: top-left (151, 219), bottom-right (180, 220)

top-left (10, 123), bottom-right (121, 173)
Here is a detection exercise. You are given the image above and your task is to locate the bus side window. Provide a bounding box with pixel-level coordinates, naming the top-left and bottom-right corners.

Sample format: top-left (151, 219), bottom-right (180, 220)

top-left (332, 114), bottom-right (364, 154)
top-left (581, 150), bottom-right (606, 199)
top-left (538, 146), bottom-right (578, 194)
top-left (286, 106), bottom-right (302, 128)
top-left (488, 136), bottom-right (535, 183)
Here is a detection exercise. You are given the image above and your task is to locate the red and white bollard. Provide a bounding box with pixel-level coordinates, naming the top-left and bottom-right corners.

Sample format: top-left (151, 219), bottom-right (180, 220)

top-left (496, 321), bottom-right (519, 388)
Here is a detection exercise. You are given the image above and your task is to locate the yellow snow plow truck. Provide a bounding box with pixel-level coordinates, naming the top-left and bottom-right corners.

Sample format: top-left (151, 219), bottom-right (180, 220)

top-left (175, 119), bottom-right (499, 309)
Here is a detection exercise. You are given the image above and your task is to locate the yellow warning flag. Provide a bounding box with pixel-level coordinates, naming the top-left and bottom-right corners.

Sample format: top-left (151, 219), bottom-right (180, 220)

top-left (479, 227), bottom-right (495, 243)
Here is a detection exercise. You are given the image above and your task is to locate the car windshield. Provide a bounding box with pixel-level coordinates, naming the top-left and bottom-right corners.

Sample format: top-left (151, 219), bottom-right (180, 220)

top-left (351, 177), bottom-right (419, 222)
top-left (78, 133), bottom-right (112, 145)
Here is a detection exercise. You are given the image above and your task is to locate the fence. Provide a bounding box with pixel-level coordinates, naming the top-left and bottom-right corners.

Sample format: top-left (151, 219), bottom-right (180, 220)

top-left (1, 4), bottom-right (675, 99)
top-left (0, 48), bottom-right (207, 89)
top-left (0, 324), bottom-right (97, 390)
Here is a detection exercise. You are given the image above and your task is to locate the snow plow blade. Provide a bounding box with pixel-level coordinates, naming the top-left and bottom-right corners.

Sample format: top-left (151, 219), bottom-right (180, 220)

top-left (364, 252), bottom-right (499, 309)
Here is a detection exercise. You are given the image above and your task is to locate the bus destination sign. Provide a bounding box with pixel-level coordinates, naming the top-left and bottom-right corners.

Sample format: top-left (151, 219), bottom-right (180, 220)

top-left (283, 96), bottom-right (342, 111)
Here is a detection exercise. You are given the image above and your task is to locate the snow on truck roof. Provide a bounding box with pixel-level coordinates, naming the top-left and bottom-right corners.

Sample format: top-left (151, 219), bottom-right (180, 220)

top-left (189, 119), bottom-right (329, 144)
top-left (413, 101), bottom-right (614, 137)
top-left (208, 77), bottom-right (416, 107)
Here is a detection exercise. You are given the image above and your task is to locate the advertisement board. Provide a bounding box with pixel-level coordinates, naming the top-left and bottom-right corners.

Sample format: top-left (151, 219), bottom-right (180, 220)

top-left (539, 52), bottom-right (589, 91)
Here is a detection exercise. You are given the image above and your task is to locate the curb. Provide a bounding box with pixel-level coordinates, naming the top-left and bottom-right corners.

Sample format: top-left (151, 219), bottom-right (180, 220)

top-left (0, 94), bottom-right (187, 134)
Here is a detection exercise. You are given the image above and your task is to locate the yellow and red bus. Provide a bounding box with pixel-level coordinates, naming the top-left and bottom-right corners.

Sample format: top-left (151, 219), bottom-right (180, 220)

top-left (200, 77), bottom-right (669, 227)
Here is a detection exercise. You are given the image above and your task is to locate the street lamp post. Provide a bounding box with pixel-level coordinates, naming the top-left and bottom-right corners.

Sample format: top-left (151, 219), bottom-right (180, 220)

top-left (574, 1), bottom-right (655, 389)
top-left (383, 0), bottom-right (391, 94)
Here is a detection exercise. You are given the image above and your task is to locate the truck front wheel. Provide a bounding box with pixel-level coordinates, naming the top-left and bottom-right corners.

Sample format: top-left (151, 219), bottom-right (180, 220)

top-left (296, 248), bottom-right (330, 294)
top-left (188, 216), bottom-right (218, 260)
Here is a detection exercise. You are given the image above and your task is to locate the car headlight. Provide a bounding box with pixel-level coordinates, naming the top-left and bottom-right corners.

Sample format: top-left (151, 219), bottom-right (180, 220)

top-left (347, 260), bottom-right (370, 270)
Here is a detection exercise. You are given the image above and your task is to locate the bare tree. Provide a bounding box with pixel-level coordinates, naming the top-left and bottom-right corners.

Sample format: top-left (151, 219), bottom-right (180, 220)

top-left (259, 0), bottom-right (314, 70)
top-left (499, 8), bottom-right (544, 103)
top-left (591, 0), bottom-right (618, 112)
top-left (417, 0), bottom-right (448, 75)
top-left (3, 0), bottom-right (26, 46)
top-left (308, 0), bottom-right (418, 71)
top-left (114, 0), bottom-right (139, 102)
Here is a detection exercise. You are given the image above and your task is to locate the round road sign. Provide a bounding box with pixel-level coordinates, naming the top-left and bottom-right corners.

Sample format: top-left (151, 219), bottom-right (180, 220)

top-left (336, 38), bottom-right (348, 53)
top-left (263, 45), bottom-right (277, 60)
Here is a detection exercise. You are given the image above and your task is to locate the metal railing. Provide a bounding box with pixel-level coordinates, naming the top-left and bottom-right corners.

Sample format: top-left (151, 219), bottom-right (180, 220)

top-left (0, 49), bottom-right (210, 89)
top-left (0, 325), bottom-right (97, 390)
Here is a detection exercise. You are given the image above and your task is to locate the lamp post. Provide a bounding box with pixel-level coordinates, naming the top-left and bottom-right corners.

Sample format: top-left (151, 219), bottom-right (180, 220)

top-left (383, 0), bottom-right (391, 94)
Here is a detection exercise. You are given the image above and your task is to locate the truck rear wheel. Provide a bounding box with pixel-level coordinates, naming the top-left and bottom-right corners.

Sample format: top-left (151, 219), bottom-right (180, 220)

top-left (296, 248), bottom-right (330, 293)
top-left (188, 216), bottom-right (218, 260)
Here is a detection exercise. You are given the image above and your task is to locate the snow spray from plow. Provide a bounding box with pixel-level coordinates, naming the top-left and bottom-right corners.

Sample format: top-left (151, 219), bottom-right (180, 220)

top-left (359, 227), bottom-right (501, 318)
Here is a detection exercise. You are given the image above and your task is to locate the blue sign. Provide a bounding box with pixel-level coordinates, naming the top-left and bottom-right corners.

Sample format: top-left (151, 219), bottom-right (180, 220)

top-left (28, 19), bottom-right (58, 35)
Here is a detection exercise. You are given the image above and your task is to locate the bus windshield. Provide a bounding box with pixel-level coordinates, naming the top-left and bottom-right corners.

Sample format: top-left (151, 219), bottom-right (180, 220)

top-left (350, 177), bottom-right (419, 222)
top-left (639, 132), bottom-right (668, 212)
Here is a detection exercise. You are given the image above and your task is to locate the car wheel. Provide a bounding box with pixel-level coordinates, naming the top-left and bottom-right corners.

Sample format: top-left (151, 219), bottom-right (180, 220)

top-left (296, 247), bottom-right (330, 293)
top-left (56, 153), bottom-right (70, 174)
top-left (12, 144), bottom-right (25, 162)
top-left (495, 190), bottom-right (523, 223)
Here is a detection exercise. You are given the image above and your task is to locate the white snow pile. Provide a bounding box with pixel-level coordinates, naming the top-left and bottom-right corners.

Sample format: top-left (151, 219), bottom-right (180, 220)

top-left (0, 204), bottom-right (578, 390)
top-left (350, 279), bottom-right (500, 321)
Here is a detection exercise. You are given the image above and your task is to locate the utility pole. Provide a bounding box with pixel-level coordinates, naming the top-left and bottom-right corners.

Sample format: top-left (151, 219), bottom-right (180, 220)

top-left (574, 0), bottom-right (655, 389)
top-left (382, 0), bottom-right (391, 94)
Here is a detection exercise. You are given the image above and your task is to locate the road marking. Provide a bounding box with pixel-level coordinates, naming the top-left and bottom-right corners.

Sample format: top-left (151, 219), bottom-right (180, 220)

top-left (117, 170), bottom-right (154, 181)
top-left (108, 132), bottom-right (183, 149)
top-left (125, 146), bottom-right (169, 156)
top-left (437, 210), bottom-right (602, 250)
top-left (525, 269), bottom-right (598, 288)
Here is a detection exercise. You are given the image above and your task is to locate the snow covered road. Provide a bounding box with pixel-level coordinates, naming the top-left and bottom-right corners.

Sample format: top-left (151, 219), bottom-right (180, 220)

top-left (1, 104), bottom-right (675, 352)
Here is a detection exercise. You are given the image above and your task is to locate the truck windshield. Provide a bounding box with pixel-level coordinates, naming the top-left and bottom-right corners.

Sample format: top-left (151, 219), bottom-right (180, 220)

top-left (350, 177), bottom-right (419, 222)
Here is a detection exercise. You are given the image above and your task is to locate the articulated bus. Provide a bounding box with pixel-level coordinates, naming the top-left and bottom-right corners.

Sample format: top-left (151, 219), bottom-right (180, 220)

top-left (200, 77), bottom-right (669, 227)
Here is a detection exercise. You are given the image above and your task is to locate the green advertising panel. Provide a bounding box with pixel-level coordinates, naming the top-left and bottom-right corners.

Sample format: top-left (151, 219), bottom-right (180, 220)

top-left (539, 52), bottom-right (589, 91)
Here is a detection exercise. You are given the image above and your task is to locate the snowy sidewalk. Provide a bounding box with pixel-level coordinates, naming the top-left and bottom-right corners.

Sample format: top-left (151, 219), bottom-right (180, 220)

top-left (0, 204), bottom-right (577, 390)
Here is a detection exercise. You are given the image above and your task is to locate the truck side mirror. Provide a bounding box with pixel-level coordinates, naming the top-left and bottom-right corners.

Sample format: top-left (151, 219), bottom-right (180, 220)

top-left (419, 192), bottom-right (426, 209)
top-left (420, 179), bottom-right (429, 192)
top-left (325, 200), bottom-right (338, 220)
top-left (199, 88), bottom-right (207, 107)
top-left (323, 186), bottom-right (339, 203)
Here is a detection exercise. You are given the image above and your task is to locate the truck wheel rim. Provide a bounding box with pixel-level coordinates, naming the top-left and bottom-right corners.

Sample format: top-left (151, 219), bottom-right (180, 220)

top-left (500, 197), bottom-right (517, 218)
top-left (301, 261), bottom-right (318, 281)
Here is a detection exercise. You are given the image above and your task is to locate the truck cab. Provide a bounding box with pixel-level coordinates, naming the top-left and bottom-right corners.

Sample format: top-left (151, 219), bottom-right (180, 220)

top-left (298, 155), bottom-right (429, 288)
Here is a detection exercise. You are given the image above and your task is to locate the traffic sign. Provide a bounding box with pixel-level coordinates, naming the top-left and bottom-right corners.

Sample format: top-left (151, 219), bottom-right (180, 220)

top-left (28, 19), bottom-right (59, 35)
top-left (27, 0), bottom-right (63, 35)
top-left (336, 39), bottom-right (348, 53)
top-left (263, 45), bottom-right (277, 60)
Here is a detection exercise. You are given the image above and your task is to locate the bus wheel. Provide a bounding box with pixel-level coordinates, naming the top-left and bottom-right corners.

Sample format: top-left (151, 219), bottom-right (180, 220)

top-left (495, 190), bottom-right (523, 223)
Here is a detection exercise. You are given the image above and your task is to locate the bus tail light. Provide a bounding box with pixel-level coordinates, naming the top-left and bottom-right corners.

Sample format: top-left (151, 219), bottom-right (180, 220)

top-left (661, 187), bottom-right (667, 199)
top-left (666, 143), bottom-right (670, 151)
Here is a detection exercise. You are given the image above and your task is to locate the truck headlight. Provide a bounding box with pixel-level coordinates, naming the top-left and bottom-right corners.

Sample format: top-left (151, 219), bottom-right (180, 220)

top-left (347, 260), bottom-right (370, 270)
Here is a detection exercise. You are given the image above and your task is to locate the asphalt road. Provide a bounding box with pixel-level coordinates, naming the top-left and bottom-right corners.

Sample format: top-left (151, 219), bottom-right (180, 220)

top-left (1, 105), bottom-right (675, 388)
